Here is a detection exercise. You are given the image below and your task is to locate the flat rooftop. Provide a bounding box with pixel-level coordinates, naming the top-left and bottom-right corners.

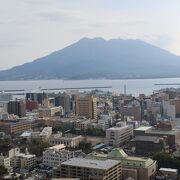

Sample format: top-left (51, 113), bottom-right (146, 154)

top-left (149, 129), bottom-right (177, 135)
top-left (159, 168), bottom-right (178, 173)
top-left (132, 136), bottom-right (162, 142)
top-left (134, 126), bottom-right (152, 131)
top-left (124, 156), bottom-right (155, 168)
top-left (61, 158), bottom-right (120, 170)
top-left (48, 144), bottom-right (66, 150)
top-left (107, 125), bottom-right (131, 131)
top-left (16, 153), bottom-right (35, 158)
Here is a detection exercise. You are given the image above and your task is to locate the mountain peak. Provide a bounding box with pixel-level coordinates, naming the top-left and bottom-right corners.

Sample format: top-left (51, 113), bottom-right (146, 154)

top-left (79, 37), bottom-right (106, 42)
top-left (0, 37), bottom-right (180, 80)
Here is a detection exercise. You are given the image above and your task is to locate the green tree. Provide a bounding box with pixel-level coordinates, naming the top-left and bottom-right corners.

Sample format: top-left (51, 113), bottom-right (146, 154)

top-left (0, 165), bottom-right (8, 176)
top-left (78, 140), bottom-right (92, 154)
top-left (153, 152), bottom-right (180, 171)
top-left (28, 139), bottom-right (49, 157)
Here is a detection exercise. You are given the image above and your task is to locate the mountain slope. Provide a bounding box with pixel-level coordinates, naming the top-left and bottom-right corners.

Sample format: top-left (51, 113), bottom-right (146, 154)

top-left (0, 37), bottom-right (180, 80)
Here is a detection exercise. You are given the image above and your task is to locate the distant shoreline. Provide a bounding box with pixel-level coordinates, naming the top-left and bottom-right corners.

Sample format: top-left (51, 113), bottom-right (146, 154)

top-left (1, 76), bottom-right (180, 82)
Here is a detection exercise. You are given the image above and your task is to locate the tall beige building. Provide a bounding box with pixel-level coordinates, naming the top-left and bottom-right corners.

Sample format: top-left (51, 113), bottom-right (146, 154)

top-left (75, 96), bottom-right (97, 119)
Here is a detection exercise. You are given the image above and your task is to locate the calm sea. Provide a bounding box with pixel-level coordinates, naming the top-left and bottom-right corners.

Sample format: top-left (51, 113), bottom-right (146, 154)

top-left (0, 78), bottom-right (180, 96)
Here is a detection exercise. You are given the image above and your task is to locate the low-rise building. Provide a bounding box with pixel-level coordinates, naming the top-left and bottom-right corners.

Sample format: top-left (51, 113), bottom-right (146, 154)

top-left (74, 119), bottom-right (91, 131)
top-left (0, 120), bottom-right (31, 135)
top-left (87, 148), bottom-right (157, 180)
top-left (49, 133), bottom-right (83, 148)
top-left (105, 125), bottom-right (133, 147)
top-left (0, 147), bottom-right (35, 172)
top-left (121, 156), bottom-right (157, 180)
top-left (134, 125), bottom-right (180, 149)
top-left (43, 144), bottom-right (74, 167)
top-left (131, 136), bottom-right (169, 155)
top-left (12, 153), bottom-right (36, 170)
top-left (156, 168), bottom-right (178, 180)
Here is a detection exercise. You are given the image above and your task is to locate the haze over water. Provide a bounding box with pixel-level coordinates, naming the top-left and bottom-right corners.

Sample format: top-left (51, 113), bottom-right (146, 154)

top-left (1, 78), bottom-right (180, 96)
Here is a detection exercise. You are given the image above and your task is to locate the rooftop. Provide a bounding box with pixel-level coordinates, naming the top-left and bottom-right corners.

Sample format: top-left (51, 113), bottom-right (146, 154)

top-left (61, 158), bottom-right (120, 170)
top-left (159, 168), bottom-right (178, 173)
top-left (124, 156), bottom-right (155, 168)
top-left (48, 144), bottom-right (66, 151)
top-left (16, 153), bottom-right (35, 158)
top-left (132, 136), bottom-right (163, 143)
top-left (107, 125), bottom-right (131, 131)
top-left (149, 129), bottom-right (177, 135)
top-left (134, 126), bottom-right (152, 131)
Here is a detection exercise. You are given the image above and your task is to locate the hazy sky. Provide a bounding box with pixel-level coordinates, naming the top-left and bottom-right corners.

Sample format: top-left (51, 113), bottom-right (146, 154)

top-left (0, 0), bottom-right (180, 70)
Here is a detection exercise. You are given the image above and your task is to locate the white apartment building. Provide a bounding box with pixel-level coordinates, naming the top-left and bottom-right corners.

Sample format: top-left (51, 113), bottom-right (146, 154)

top-left (43, 144), bottom-right (74, 167)
top-left (105, 125), bottom-right (133, 147)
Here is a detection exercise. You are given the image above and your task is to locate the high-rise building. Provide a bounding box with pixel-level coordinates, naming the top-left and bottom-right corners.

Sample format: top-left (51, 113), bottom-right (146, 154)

top-left (75, 95), bottom-right (97, 119)
top-left (26, 93), bottom-right (48, 105)
top-left (55, 94), bottom-right (70, 114)
top-left (7, 100), bottom-right (26, 118)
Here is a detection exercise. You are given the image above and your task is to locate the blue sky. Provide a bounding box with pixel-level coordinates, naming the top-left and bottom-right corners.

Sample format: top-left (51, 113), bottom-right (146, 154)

top-left (0, 0), bottom-right (180, 70)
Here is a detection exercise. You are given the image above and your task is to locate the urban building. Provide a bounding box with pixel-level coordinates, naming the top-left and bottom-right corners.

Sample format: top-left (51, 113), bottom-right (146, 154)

top-left (134, 124), bottom-right (180, 149)
top-left (53, 157), bottom-right (122, 179)
top-left (43, 144), bottom-right (74, 167)
top-left (97, 115), bottom-right (112, 130)
top-left (49, 133), bottom-right (83, 148)
top-left (146, 101), bottom-right (162, 116)
top-left (0, 156), bottom-right (11, 171)
top-left (55, 94), bottom-right (71, 114)
top-left (74, 118), bottom-right (91, 131)
top-left (105, 125), bottom-right (133, 147)
top-left (0, 111), bottom-right (9, 120)
top-left (26, 100), bottom-right (39, 111)
top-left (88, 148), bottom-right (157, 180)
top-left (12, 151), bottom-right (36, 170)
top-left (122, 101), bottom-right (141, 121)
top-left (26, 92), bottom-right (48, 105)
top-left (156, 168), bottom-right (178, 180)
top-left (162, 101), bottom-right (176, 120)
top-left (0, 147), bottom-right (20, 172)
top-left (131, 136), bottom-right (169, 155)
top-left (170, 98), bottom-right (180, 118)
top-left (38, 106), bottom-right (64, 118)
top-left (0, 120), bottom-right (31, 135)
top-left (7, 100), bottom-right (26, 118)
top-left (75, 95), bottom-right (97, 119)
